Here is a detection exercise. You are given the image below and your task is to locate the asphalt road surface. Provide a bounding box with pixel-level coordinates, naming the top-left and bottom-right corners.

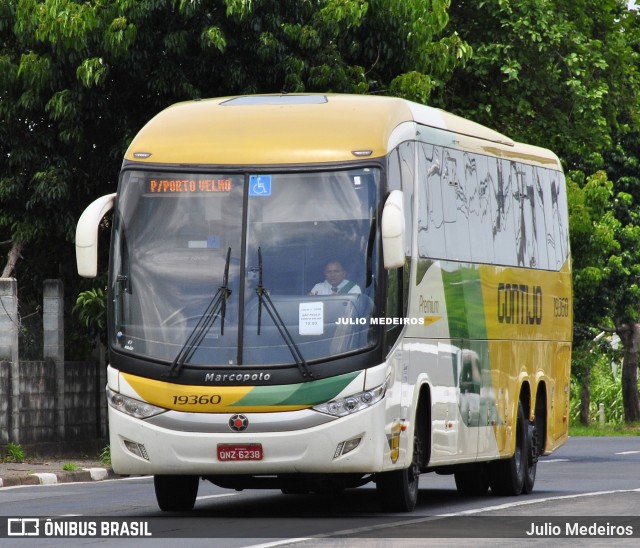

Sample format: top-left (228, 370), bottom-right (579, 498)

top-left (1, 436), bottom-right (638, 547)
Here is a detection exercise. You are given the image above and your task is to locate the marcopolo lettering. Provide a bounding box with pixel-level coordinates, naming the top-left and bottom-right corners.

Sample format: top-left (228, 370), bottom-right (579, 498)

top-left (497, 283), bottom-right (542, 325)
top-left (204, 372), bottom-right (271, 383)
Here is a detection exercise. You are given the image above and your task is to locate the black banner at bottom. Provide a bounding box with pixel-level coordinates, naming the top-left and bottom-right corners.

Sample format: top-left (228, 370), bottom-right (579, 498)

top-left (0, 516), bottom-right (639, 539)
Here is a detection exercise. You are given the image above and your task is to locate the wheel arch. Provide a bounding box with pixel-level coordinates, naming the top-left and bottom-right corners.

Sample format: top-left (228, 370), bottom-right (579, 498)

top-left (409, 381), bottom-right (432, 470)
top-left (519, 380), bottom-right (532, 420)
top-left (532, 380), bottom-right (548, 455)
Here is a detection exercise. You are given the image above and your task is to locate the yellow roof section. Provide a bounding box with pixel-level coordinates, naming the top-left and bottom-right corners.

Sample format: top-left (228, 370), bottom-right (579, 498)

top-left (124, 94), bottom-right (560, 169)
top-left (125, 94), bottom-right (415, 165)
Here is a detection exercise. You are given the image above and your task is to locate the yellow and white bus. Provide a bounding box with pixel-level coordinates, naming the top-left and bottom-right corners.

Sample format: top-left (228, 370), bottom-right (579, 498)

top-left (76, 94), bottom-right (572, 512)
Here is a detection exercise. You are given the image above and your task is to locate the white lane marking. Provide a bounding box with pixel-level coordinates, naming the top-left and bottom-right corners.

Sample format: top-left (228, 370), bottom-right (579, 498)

top-left (244, 540), bottom-right (313, 548)
top-left (616, 451), bottom-right (640, 455)
top-left (437, 487), bottom-right (640, 516)
top-left (539, 458), bottom-right (569, 463)
top-left (196, 493), bottom-right (237, 501)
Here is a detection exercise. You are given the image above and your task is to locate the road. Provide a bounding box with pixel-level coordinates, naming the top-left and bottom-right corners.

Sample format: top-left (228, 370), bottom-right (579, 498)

top-left (0, 436), bottom-right (639, 546)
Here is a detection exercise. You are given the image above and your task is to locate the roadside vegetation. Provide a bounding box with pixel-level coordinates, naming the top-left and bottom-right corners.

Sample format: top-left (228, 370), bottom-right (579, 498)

top-left (99, 446), bottom-right (112, 467)
top-left (570, 349), bottom-right (640, 434)
top-left (569, 423), bottom-right (640, 436)
top-left (2, 442), bottom-right (26, 463)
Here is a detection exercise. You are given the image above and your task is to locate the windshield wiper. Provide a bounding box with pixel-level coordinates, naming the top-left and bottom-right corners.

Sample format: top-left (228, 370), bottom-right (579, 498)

top-left (255, 247), bottom-right (314, 380)
top-left (167, 247), bottom-right (232, 378)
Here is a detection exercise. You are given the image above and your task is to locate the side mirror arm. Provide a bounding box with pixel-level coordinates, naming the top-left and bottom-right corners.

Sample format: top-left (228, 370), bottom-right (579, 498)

top-left (75, 193), bottom-right (116, 278)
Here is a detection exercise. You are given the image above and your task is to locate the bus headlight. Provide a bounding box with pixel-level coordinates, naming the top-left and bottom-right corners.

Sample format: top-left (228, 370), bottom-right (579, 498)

top-left (313, 383), bottom-right (386, 417)
top-left (106, 386), bottom-right (166, 419)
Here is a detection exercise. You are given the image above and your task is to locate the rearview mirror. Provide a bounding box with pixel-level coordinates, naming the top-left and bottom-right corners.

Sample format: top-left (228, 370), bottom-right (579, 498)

top-left (75, 193), bottom-right (116, 278)
top-left (381, 190), bottom-right (405, 269)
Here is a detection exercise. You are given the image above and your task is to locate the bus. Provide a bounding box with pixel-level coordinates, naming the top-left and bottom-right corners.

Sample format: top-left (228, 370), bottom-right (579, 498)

top-left (76, 94), bottom-right (572, 512)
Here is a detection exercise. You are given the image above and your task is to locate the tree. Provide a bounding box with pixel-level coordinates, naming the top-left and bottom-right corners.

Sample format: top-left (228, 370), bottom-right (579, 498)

top-left (442, 0), bottom-right (639, 166)
top-left (567, 171), bottom-right (620, 423)
top-left (1, 0), bottom-right (470, 354)
top-left (568, 169), bottom-right (640, 423)
top-left (603, 132), bottom-right (640, 422)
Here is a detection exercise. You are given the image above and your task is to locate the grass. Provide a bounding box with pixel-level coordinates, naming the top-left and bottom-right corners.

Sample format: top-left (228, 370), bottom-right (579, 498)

top-left (569, 422), bottom-right (640, 436)
top-left (4, 442), bottom-right (26, 462)
top-left (62, 463), bottom-right (78, 471)
top-left (99, 445), bottom-right (111, 466)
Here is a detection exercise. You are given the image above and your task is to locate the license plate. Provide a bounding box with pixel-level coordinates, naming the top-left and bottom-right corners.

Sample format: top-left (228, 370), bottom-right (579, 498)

top-left (217, 443), bottom-right (263, 461)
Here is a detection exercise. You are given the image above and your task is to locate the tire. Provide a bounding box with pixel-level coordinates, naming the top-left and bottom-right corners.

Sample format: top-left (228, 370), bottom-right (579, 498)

top-left (524, 394), bottom-right (546, 494)
top-left (154, 475), bottom-right (199, 511)
top-left (454, 464), bottom-right (490, 496)
top-left (376, 437), bottom-right (421, 512)
top-left (523, 422), bottom-right (537, 494)
top-left (489, 401), bottom-right (527, 496)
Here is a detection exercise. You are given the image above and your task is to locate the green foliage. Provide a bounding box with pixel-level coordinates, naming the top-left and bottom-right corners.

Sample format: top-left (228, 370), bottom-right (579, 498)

top-left (442, 0), bottom-right (640, 165)
top-left (99, 445), bottom-right (111, 466)
top-left (569, 423), bottom-right (640, 437)
top-left (62, 462), bottom-right (78, 471)
top-left (570, 359), bottom-right (638, 427)
top-left (74, 287), bottom-right (107, 344)
top-left (76, 57), bottom-right (109, 87)
top-left (4, 442), bottom-right (26, 463)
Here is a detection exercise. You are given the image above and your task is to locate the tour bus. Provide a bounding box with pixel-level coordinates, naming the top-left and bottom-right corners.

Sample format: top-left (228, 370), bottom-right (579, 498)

top-left (76, 94), bottom-right (572, 512)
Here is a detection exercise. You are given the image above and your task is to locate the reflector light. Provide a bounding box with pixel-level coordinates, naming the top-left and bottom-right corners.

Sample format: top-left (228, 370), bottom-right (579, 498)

top-left (124, 440), bottom-right (149, 460)
top-left (333, 437), bottom-right (362, 459)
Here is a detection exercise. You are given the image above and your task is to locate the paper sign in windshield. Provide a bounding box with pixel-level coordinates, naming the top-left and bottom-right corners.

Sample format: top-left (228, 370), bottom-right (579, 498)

top-left (299, 302), bottom-right (323, 335)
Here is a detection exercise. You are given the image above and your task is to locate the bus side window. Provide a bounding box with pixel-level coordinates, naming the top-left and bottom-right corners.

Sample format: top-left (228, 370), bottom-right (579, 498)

top-left (467, 153), bottom-right (495, 265)
top-left (492, 159), bottom-right (518, 266)
top-left (417, 143), bottom-right (446, 260)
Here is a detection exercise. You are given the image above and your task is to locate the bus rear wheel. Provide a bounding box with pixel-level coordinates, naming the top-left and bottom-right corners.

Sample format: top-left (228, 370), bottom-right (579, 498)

top-left (523, 422), bottom-right (538, 494)
top-left (489, 401), bottom-right (527, 496)
top-left (154, 475), bottom-right (199, 511)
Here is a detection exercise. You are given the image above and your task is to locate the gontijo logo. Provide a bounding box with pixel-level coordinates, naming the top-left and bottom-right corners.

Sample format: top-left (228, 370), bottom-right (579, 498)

top-left (497, 282), bottom-right (542, 325)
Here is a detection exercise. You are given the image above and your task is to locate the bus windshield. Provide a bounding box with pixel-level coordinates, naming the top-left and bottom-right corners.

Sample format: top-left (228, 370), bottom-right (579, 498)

top-left (110, 168), bottom-right (380, 368)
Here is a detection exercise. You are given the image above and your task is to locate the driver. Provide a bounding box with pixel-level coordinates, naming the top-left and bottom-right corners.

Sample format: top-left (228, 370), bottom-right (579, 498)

top-left (309, 260), bottom-right (361, 295)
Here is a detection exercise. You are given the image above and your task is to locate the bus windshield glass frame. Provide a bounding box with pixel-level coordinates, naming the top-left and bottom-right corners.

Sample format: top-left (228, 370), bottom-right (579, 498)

top-left (109, 167), bottom-right (381, 368)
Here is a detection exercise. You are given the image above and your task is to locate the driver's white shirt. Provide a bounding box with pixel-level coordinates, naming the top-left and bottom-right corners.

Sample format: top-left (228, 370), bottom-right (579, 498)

top-left (309, 279), bottom-right (361, 295)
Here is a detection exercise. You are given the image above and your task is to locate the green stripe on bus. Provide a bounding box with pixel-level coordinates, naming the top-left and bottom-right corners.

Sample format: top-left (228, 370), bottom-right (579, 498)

top-left (234, 371), bottom-right (360, 407)
top-left (442, 264), bottom-right (488, 340)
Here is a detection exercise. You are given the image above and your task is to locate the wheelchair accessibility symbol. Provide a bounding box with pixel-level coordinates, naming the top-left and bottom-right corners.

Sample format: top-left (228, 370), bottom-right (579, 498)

top-left (249, 175), bottom-right (272, 196)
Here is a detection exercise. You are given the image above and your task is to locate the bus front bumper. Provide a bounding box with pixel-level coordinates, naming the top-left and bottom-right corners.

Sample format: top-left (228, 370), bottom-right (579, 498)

top-left (108, 403), bottom-right (388, 476)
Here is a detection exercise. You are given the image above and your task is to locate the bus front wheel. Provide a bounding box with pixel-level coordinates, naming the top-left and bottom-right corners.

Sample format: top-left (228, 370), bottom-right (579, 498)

top-left (375, 437), bottom-right (421, 512)
top-left (154, 475), bottom-right (199, 511)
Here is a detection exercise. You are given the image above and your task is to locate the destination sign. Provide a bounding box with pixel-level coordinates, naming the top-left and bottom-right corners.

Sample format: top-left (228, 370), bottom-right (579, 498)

top-left (148, 178), bottom-right (233, 193)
